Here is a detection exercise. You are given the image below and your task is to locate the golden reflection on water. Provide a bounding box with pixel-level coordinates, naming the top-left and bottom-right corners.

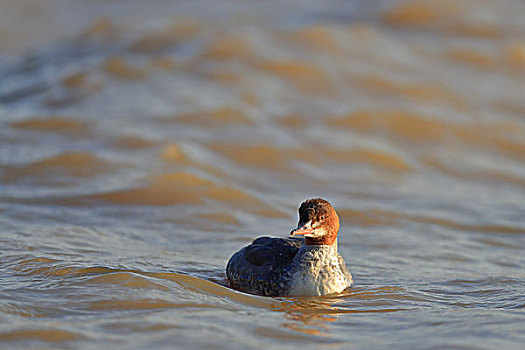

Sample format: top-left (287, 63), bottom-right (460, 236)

top-left (281, 302), bottom-right (341, 337)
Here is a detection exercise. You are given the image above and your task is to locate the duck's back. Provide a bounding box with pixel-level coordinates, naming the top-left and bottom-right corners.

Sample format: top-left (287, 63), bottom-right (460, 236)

top-left (226, 236), bottom-right (303, 296)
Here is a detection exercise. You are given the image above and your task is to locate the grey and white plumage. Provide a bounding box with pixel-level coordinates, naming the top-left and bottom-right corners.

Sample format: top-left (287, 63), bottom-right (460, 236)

top-left (226, 198), bottom-right (353, 296)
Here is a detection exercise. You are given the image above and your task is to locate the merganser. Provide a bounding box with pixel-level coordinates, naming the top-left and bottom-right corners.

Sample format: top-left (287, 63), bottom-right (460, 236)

top-left (226, 198), bottom-right (352, 296)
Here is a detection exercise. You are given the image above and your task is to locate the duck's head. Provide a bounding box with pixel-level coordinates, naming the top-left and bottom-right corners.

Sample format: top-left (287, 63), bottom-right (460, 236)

top-left (290, 198), bottom-right (340, 245)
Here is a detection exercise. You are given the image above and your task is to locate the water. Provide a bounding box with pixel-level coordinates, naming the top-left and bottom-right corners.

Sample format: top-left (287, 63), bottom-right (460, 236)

top-left (1, 0), bottom-right (525, 348)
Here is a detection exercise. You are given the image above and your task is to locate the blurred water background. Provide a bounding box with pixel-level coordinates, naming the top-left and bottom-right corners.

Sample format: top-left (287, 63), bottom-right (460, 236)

top-left (1, 0), bottom-right (525, 349)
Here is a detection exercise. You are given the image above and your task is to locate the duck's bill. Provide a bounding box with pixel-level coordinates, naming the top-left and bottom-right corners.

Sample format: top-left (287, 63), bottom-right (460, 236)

top-left (290, 227), bottom-right (313, 236)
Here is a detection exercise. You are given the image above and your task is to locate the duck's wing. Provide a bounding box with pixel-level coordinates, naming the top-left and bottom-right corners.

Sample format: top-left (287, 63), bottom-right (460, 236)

top-left (226, 236), bottom-right (303, 296)
top-left (337, 254), bottom-right (353, 286)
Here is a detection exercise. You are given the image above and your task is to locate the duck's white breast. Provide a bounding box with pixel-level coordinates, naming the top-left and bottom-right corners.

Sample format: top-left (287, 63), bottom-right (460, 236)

top-left (286, 244), bottom-right (352, 296)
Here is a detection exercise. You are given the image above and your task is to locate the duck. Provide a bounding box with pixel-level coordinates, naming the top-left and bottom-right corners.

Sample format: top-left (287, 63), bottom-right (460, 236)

top-left (226, 198), bottom-right (352, 296)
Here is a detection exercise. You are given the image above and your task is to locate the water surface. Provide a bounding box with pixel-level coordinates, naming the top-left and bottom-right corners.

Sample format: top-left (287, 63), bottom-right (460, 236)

top-left (1, 0), bottom-right (525, 349)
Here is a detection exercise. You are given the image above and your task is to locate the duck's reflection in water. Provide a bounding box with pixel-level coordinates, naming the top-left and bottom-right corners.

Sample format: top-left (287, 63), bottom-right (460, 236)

top-left (277, 297), bottom-right (342, 336)
top-left (275, 286), bottom-right (413, 335)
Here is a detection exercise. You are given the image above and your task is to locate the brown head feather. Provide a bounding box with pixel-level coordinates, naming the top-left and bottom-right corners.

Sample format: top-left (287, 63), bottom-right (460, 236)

top-left (295, 198), bottom-right (340, 245)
